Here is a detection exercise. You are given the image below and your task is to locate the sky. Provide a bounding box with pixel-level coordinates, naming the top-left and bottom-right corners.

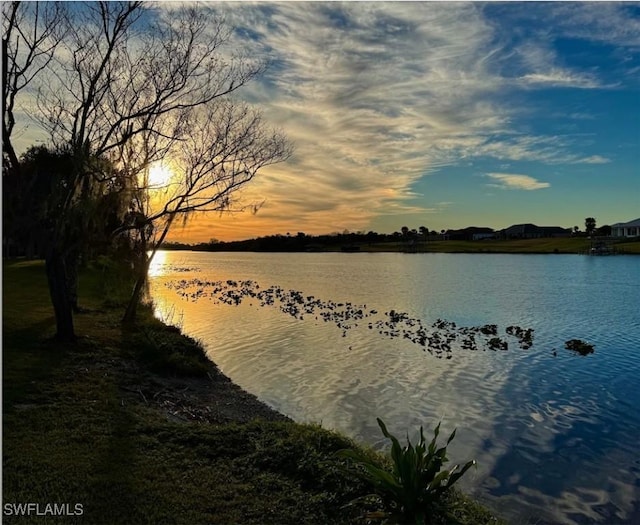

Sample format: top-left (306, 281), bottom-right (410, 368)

top-left (13, 2), bottom-right (640, 242)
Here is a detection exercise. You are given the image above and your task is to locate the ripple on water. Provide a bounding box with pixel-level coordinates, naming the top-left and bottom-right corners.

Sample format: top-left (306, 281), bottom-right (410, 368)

top-left (149, 251), bottom-right (640, 525)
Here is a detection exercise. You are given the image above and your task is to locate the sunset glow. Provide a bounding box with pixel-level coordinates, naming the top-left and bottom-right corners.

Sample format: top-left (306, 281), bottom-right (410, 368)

top-left (147, 162), bottom-right (173, 189)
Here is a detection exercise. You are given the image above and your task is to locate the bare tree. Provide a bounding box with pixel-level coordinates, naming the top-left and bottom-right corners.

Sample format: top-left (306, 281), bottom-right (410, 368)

top-left (2, 1), bottom-right (66, 171)
top-left (121, 100), bottom-right (291, 322)
top-left (6, 1), bottom-right (290, 340)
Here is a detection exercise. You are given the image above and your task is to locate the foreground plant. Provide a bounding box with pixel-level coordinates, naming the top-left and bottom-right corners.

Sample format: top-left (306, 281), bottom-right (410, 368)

top-left (339, 418), bottom-right (476, 524)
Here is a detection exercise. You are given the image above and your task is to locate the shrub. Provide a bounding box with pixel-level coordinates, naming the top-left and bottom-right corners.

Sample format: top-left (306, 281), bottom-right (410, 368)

top-left (338, 418), bottom-right (476, 524)
top-left (125, 320), bottom-right (210, 377)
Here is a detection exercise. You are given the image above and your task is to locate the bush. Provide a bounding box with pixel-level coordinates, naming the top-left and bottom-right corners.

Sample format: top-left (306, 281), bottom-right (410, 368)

top-left (338, 418), bottom-right (476, 524)
top-left (125, 319), bottom-right (210, 377)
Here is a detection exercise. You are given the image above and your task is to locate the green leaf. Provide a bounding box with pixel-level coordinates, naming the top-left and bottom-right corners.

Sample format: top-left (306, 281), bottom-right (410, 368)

top-left (428, 422), bottom-right (441, 455)
top-left (429, 469), bottom-right (451, 490)
top-left (446, 460), bottom-right (477, 488)
top-left (336, 448), bottom-right (370, 463)
top-left (377, 417), bottom-right (391, 438)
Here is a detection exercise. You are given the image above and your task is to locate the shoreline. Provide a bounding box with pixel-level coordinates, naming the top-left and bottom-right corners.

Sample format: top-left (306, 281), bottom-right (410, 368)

top-left (119, 326), bottom-right (292, 426)
top-left (162, 237), bottom-right (640, 255)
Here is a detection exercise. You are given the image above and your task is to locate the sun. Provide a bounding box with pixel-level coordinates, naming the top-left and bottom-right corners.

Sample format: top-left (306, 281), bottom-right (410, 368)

top-left (147, 162), bottom-right (173, 188)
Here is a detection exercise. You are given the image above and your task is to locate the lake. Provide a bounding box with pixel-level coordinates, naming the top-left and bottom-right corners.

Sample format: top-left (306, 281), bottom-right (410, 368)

top-left (148, 250), bottom-right (640, 525)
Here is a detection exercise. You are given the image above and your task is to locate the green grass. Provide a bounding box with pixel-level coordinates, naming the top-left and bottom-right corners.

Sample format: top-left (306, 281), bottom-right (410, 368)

top-left (423, 238), bottom-right (591, 253)
top-left (3, 260), bottom-right (503, 525)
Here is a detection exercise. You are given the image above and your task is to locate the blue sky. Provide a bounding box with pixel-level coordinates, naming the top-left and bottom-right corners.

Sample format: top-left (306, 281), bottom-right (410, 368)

top-left (13, 2), bottom-right (640, 241)
top-left (195, 1), bottom-right (639, 242)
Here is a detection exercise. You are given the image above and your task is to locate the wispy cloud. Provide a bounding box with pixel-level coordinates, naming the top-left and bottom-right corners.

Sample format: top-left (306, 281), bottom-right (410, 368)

top-left (550, 3), bottom-right (640, 48)
top-left (466, 135), bottom-right (610, 165)
top-left (205, 2), bottom-right (512, 235)
top-left (486, 173), bottom-right (550, 191)
top-left (578, 155), bottom-right (611, 165)
top-left (518, 70), bottom-right (602, 89)
top-left (509, 40), bottom-right (606, 89)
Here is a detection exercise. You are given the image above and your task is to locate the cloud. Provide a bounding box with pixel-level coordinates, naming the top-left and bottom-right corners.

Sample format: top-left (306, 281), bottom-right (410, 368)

top-left (578, 155), bottom-right (610, 165)
top-left (509, 40), bottom-right (606, 89)
top-left (518, 70), bottom-right (602, 89)
top-left (163, 1), bottom-right (633, 241)
top-left (486, 173), bottom-right (550, 191)
top-left (14, 2), bottom-right (637, 242)
top-left (195, 2), bottom-right (510, 236)
top-left (549, 3), bottom-right (640, 48)
top-left (467, 135), bottom-right (612, 166)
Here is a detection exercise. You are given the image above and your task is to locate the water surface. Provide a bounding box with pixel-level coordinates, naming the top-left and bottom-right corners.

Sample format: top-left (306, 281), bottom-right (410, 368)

top-left (149, 251), bottom-right (640, 524)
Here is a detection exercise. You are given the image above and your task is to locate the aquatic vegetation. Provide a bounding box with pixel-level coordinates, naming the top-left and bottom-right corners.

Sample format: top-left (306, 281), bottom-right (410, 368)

top-left (506, 325), bottom-right (534, 349)
top-left (487, 337), bottom-right (508, 351)
top-left (166, 279), bottom-right (590, 361)
top-left (338, 418), bottom-right (476, 524)
top-left (478, 324), bottom-right (498, 336)
top-left (565, 339), bottom-right (595, 355)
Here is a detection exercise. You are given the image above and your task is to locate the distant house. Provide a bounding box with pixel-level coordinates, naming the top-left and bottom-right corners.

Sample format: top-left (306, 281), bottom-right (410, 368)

top-left (499, 223), bottom-right (570, 239)
top-left (611, 218), bottom-right (640, 238)
top-left (499, 223), bottom-right (541, 239)
top-left (540, 226), bottom-right (571, 238)
top-left (444, 227), bottom-right (495, 241)
top-left (472, 231), bottom-right (496, 241)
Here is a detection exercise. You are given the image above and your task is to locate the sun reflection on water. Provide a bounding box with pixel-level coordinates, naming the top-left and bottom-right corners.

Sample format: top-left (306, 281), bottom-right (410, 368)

top-left (148, 250), bottom-right (168, 277)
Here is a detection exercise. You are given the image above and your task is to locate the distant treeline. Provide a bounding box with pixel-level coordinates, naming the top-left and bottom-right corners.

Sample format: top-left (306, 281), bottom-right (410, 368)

top-left (162, 221), bottom-right (619, 253)
top-left (162, 231), bottom-right (426, 252)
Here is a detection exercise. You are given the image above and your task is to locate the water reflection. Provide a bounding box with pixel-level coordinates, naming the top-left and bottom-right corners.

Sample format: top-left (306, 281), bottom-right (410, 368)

top-left (147, 249), bottom-right (167, 277)
top-left (148, 251), bottom-right (640, 524)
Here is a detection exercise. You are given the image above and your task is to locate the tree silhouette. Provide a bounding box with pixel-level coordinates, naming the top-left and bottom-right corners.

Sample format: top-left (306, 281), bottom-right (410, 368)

top-left (418, 226), bottom-right (428, 249)
top-left (122, 101), bottom-right (290, 322)
top-left (2, 1), bottom-right (66, 173)
top-left (7, 146), bottom-right (130, 335)
top-left (5, 2), bottom-right (290, 339)
top-left (585, 217), bottom-right (597, 236)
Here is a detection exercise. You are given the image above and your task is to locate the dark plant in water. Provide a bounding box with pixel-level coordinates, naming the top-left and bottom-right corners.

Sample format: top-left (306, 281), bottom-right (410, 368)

top-left (487, 337), bottom-right (508, 351)
top-left (478, 324), bottom-right (497, 336)
top-left (338, 418), bottom-right (476, 524)
top-left (565, 339), bottom-right (595, 355)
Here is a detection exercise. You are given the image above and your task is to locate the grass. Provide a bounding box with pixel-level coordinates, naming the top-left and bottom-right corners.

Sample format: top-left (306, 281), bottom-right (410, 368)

top-left (3, 259), bottom-right (503, 524)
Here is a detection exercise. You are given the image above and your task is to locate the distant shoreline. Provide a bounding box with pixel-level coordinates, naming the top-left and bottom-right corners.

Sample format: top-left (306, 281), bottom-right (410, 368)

top-left (162, 237), bottom-right (640, 255)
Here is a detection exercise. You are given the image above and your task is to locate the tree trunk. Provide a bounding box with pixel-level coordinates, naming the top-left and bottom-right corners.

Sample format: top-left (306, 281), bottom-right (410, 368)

top-left (122, 266), bottom-right (148, 325)
top-left (122, 241), bottom-right (150, 325)
top-left (122, 215), bottom-right (174, 325)
top-left (45, 249), bottom-right (76, 342)
top-left (65, 250), bottom-right (80, 313)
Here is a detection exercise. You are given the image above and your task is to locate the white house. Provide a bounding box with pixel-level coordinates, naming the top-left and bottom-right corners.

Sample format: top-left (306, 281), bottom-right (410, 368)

top-left (611, 218), bottom-right (640, 238)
